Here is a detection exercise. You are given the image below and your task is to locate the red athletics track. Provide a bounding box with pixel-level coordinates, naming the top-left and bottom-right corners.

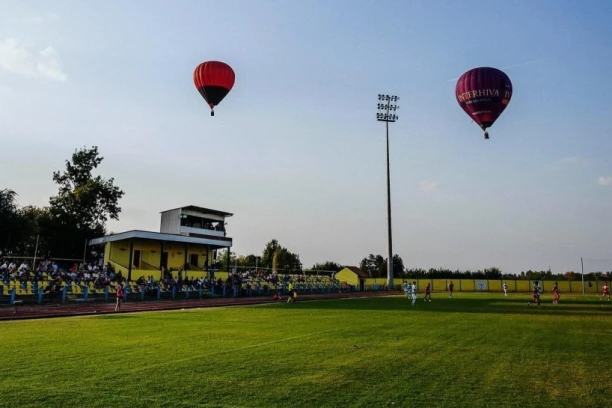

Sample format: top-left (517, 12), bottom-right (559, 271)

top-left (0, 291), bottom-right (402, 321)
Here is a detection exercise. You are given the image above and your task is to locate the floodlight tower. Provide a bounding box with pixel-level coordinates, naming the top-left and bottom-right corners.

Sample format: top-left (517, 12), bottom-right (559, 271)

top-left (377, 94), bottom-right (399, 290)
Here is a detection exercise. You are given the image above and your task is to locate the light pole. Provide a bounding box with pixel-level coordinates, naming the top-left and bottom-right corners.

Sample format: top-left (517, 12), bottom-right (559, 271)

top-left (377, 94), bottom-right (399, 290)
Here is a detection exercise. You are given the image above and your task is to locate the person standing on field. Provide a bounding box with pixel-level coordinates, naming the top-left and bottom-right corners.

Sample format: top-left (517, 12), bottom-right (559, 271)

top-left (527, 282), bottom-right (541, 308)
top-left (424, 283), bottom-right (432, 302)
top-left (411, 281), bottom-right (418, 306)
top-left (552, 282), bottom-right (560, 304)
top-left (403, 281), bottom-right (410, 298)
top-left (448, 281), bottom-right (454, 298)
top-left (601, 283), bottom-right (610, 301)
top-left (115, 283), bottom-right (124, 312)
top-left (503, 282), bottom-right (508, 297)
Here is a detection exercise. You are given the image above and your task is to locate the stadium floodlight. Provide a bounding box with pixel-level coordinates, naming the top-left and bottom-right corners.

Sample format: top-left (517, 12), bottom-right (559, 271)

top-left (376, 94), bottom-right (400, 290)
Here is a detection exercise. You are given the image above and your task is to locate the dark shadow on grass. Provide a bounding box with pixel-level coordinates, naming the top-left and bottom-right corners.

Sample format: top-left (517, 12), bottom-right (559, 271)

top-left (261, 296), bottom-right (612, 317)
top-left (96, 314), bottom-right (140, 319)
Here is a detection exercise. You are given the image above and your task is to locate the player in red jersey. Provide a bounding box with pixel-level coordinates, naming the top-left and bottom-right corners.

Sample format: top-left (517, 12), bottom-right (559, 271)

top-left (527, 282), bottom-right (541, 308)
top-left (115, 283), bottom-right (124, 312)
top-left (552, 282), bottom-right (560, 304)
top-left (424, 283), bottom-right (432, 302)
top-left (601, 283), bottom-right (610, 301)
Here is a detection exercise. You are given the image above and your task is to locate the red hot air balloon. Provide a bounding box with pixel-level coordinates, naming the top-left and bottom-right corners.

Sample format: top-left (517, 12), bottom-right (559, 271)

top-left (193, 61), bottom-right (235, 116)
top-left (455, 67), bottom-right (512, 140)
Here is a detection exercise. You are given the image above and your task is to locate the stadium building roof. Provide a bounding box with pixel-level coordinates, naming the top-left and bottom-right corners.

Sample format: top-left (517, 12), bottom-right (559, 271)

top-left (160, 205), bottom-right (233, 217)
top-left (88, 230), bottom-right (232, 248)
top-left (343, 266), bottom-right (369, 279)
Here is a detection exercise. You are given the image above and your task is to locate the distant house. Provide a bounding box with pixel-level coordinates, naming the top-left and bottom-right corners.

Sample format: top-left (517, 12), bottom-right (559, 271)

top-left (88, 205), bottom-right (233, 281)
top-left (336, 266), bottom-right (368, 291)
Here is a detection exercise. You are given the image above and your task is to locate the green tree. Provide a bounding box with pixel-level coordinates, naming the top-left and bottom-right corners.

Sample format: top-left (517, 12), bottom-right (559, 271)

top-left (261, 239), bottom-right (280, 268)
top-left (392, 254), bottom-right (405, 277)
top-left (272, 247), bottom-right (300, 272)
top-left (242, 254), bottom-right (260, 267)
top-left (359, 254), bottom-right (386, 278)
top-left (44, 146), bottom-right (124, 259)
top-left (0, 190), bottom-right (45, 257)
top-left (215, 249), bottom-right (236, 270)
top-left (1, 189), bottom-right (24, 255)
top-left (16, 205), bottom-right (49, 257)
top-left (564, 271), bottom-right (577, 281)
top-left (484, 267), bottom-right (502, 279)
top-left (359, 254), bottom-right (375, 277)
top-left (308, 261), bottom-right (343, 272)
top-left (359, 254), bottom-right (407, 278)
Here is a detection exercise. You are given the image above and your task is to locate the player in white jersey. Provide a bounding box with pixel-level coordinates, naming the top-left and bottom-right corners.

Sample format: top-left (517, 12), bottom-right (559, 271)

top-left (503, 282), bottom-right (508, 297)
top-left (403, 282), bottom-right (411, 298)
top-left (410, 281), bottom-right (418, 306)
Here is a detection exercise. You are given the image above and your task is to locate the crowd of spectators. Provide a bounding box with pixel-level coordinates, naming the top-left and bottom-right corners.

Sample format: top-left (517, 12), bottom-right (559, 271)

top-left (1, 254), bottom-right (341, 301)
top-left (1, 257), bottom-right (122, 286)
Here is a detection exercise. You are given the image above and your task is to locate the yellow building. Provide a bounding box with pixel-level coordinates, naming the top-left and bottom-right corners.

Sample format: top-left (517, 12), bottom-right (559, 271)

top-left (336, 266), bottom-right (369, 291)
top-left (89, 205), bottom-right (233, 281)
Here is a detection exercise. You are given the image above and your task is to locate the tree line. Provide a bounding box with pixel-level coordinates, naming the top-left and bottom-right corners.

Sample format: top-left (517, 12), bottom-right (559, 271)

top-left (1, 146), bottom-right (124, 261)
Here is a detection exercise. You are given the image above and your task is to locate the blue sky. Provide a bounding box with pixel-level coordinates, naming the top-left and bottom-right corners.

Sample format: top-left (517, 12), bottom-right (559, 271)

top-left (1, 0), bottom-right (611, 273)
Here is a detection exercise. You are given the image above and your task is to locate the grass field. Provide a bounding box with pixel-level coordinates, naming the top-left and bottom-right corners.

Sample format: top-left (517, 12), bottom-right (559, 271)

top-left (1, 293), bottom-right (611, 408)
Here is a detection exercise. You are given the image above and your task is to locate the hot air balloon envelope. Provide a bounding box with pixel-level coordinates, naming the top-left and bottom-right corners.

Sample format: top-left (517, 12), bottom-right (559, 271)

top-left (455, 67), bottom-right (512, 139)
top-left (194, 61), bottom-right (235, 116)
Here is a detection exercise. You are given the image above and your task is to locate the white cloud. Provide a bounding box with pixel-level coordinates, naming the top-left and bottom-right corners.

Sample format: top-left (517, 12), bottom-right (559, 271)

top-left (0, 38), bottom-right (67, 81)
top-left (597, 176), bottom-right (612, 186)
top-left (419, 180), bottom-right (439, 191)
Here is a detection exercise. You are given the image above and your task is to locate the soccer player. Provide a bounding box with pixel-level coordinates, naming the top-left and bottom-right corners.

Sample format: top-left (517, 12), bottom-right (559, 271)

top-left (552, 282), bottom-right (560, 304)
top-left (503, 281), bottom-right (508, 297)
top-left (115, 283), bottom-right (124, 312)
top-left (527, 282), bottom-right (541, 308)
top-left (403, 281), bottom-right (411, 298)
top-left (448, 281), bottom-right (454, 298)
top-left (424, 283), bottom-right (432, 302)
top-left (411, 281), bottom-right (418, 306)
top-left (601, 283), bottom-right (610, 301)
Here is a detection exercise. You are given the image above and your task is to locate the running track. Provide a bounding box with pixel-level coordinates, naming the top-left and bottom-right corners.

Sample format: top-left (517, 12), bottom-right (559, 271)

top-left (0, 291), bottom-right (401, 321)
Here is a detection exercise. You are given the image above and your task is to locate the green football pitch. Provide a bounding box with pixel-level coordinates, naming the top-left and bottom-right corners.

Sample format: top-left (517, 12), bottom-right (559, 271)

top-left (1, 293), bottom-right (611, 408)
